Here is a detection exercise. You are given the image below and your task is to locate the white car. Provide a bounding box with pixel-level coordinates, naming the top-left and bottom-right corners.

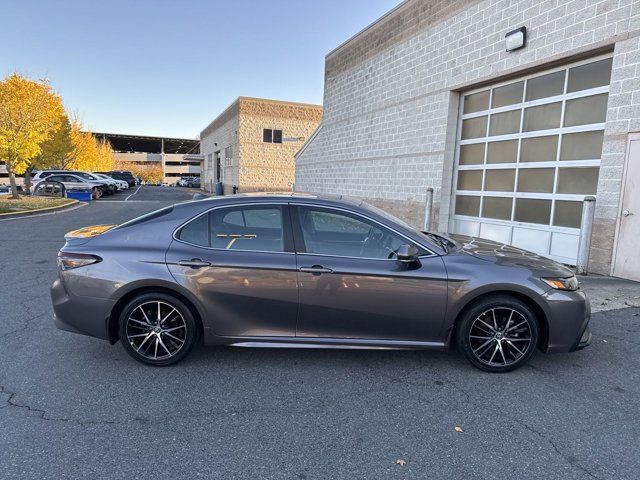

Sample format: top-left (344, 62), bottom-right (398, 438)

top-left (31, 173), bottom-right (108, 199)
top-left (33, 170), bottom-right (119, 194)
top-left (93, 173), bottom-right (128, 190)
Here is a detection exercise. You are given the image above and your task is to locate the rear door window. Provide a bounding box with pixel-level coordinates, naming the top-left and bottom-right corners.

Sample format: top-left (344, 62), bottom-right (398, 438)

top-left (177, 205), bottom-right (286, 253)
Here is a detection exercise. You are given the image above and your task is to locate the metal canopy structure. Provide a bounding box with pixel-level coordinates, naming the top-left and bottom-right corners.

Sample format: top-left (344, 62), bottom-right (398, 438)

top-left (93, 132), bottom-right (200, 155)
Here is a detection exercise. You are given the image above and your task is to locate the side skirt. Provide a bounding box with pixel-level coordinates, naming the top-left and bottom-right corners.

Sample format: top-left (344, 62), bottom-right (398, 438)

top-left (216, 336), bottom-right (447, 351)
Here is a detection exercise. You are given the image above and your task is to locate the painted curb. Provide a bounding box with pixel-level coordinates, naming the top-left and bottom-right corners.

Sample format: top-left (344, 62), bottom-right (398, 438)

top-left (0, 199), bottom-right (80, 219)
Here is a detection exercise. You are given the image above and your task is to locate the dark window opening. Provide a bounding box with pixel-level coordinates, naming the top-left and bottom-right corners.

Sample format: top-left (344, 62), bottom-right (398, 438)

top-left (263, 129), bottom-right (283, 144)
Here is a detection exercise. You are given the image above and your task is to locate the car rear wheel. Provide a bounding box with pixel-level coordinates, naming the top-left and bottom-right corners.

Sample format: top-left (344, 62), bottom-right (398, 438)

top-left (119, 293), bottom-right (198, 366)
top-left (456, 295), bottom-right (539, 373)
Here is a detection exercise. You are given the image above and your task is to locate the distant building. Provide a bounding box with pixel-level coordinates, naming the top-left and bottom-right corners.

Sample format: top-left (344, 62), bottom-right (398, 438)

top-left (95, 133), bottom-right (202, 185)
top-left (296, 0), bottom-right (640, 280)
top-left (200, 97), bottom-right (322, 193)
top-left (0, 133), bottom-right (202, 186)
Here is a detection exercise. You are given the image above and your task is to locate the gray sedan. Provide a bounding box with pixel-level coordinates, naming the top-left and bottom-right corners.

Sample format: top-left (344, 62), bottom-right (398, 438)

top-left (52, 194), bottom-right (591, 372)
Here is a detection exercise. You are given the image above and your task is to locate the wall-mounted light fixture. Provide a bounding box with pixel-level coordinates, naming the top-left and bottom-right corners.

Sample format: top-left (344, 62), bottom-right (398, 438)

top-left (505, 26), bottom-right (526, 52)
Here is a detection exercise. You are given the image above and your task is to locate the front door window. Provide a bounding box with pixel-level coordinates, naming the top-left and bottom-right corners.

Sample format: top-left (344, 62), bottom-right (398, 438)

top-left (297, 207), bottom-right (407, 259)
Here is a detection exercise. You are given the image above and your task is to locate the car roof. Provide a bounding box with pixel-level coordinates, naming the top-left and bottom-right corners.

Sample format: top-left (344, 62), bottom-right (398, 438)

top-left (182, 191), bottom-right (365, 208)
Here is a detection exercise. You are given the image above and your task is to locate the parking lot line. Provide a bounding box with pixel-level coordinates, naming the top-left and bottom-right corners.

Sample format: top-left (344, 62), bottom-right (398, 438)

top-left (125, 185), bottom-right (142, 201)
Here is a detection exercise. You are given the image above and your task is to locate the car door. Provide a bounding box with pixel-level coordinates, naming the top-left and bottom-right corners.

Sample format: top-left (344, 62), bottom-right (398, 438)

top-left (292, 204), bottom-right (448, 343)
top-left (166, 203), bottom-right (299, 337)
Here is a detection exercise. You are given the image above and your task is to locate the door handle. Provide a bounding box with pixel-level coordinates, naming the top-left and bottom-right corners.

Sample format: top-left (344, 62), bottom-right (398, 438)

top-left (178, 259), bottom-right (211, 268)
top-left (299, 266), bottom-right (333, 274)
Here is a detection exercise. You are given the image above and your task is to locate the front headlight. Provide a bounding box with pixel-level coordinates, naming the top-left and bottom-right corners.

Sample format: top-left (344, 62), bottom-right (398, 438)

top-left (542, 275), bottom-right (579, 291)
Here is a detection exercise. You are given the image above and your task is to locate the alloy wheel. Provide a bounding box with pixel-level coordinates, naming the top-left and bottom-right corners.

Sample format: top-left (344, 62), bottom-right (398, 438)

top-left (125, 301), bottom-right (187, 360)
top-left (468, 307), bottom-right (533, 367)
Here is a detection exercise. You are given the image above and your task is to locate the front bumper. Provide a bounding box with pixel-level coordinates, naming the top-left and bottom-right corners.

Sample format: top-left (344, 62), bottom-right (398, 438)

top-left (542, 288), bottom-right (591, 353)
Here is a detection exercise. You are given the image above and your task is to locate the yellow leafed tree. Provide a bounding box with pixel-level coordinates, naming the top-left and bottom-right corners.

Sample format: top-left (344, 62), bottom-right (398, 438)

top-left (0, 73), bottom-right (65, 198)
top-left (63, 119), bottom-right (113, 172)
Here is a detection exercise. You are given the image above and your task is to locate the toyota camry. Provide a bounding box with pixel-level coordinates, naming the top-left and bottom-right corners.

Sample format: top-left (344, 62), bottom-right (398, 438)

top-left (52, 193), bottom-right (591, 372)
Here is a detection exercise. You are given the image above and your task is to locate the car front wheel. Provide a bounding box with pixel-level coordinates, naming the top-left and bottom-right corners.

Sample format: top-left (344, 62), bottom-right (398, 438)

top-left (119, 293), bottom-right (198, 366)
top-left (456, 295), bottom-right (539, 373)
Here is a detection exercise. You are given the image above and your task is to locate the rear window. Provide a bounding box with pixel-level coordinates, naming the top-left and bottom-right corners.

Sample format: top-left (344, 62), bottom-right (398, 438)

top-left (112, 206), bottom-right (174, 230)
top-left (178, 206), bottom-right (284, 252)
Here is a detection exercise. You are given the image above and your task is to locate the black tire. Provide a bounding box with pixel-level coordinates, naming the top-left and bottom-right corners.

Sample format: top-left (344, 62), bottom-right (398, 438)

top-left (92, 187), bottom-right (102, 199)
top-left (456, 295), bottom-right (539, 373)
top-left (119, 292), bottom-right (198, 366)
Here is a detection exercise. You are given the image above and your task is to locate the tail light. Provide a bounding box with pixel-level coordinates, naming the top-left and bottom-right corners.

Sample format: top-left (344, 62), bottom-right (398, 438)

top-left (57, 252), bottom-right (102, 270)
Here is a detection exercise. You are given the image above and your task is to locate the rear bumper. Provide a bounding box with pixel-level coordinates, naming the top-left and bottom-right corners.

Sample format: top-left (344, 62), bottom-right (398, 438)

top-left (51, 277), bottom-right (114, 340)
top-left (542, 288), bottom-right (591, 353)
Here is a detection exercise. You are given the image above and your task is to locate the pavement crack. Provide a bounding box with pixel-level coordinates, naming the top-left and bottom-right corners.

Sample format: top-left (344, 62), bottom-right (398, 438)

top-left (512, 418), bottom-right (603, 480)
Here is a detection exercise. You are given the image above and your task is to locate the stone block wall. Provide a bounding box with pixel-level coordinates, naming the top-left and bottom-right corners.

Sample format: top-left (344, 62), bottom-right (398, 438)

top-left (296, 0), bottom-right (640, 274)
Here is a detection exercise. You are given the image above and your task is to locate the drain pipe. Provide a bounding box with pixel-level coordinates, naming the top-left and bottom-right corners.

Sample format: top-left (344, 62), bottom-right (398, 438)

top-left (423, 187), bottom-right (434, 232)
top-left (576, 196), bottom-right (596, 275)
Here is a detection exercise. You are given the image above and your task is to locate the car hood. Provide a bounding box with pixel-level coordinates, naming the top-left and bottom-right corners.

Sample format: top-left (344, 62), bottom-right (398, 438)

top-left (448, 234), bottom-right (574, 277)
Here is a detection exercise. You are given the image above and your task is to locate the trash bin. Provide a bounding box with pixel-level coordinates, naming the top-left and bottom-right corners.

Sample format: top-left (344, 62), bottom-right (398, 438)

top-left (67, 191), bottom-right (93, 202)
top-left (214, 182), bottom-right (223, 196)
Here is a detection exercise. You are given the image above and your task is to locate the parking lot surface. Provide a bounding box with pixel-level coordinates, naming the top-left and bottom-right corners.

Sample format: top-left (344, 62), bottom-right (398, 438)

top-left (1, 186), bottom-right (639, 479)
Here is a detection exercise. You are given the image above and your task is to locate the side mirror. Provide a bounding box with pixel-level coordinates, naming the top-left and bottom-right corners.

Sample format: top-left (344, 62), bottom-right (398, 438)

top-left (396, 244), bottom-right (420, 263)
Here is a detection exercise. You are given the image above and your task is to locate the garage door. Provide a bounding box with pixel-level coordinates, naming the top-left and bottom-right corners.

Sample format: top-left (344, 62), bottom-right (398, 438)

top-left (450, 55), bottom-right (613, 265)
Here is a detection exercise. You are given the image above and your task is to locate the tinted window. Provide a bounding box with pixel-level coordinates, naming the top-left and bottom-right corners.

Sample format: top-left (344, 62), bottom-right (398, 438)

top-left (211, 206), bottom-right (284, 252)
top-left (47, 175), bottom-right (64, 182)
top-left (178, 206), bottom-right (285, 252)
top-left (178, 214), bottom-right (209, 246)
top-left (298, 207), bottom-right (406, 259)
top-left (113, 206), bottom-right (174, 231)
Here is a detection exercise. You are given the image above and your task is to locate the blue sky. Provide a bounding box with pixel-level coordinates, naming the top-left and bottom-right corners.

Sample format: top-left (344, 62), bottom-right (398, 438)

top-left (0, 0), bottom-right (400, 139)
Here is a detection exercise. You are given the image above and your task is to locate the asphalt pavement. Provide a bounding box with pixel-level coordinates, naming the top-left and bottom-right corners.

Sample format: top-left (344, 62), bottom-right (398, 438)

top-left (1, 186), bottom-right (639, 479)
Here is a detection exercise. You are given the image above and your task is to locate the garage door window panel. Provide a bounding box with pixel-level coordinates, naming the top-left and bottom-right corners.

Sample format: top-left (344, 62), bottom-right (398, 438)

top-left (461, 116), bottom-right (487, 140)
top-left (459, 143), bottom-right (485, 165)
top-left (457, 170), bottom-right (483, 191)
top-left (489, 110), bottom-right (521, 136)
top-left (492, 81), bottom-right (524, 108)
top-left (454, 56), bottom-right (611, 264)
top-left (484, 169), bottom-right (515, 192)
top-left (567, 58), bottom-right (613, 93)
top-left (520, 135), bottom-right (559, 163)
top-left (463, 90), bottom-right (490, 114)
top-left (523, 102), bottom-right (562, 132)
top-left (487, 140), bottom-right (518, 164)
top-left (455, 195), bottom-right (480, 217)
top-left (482, 197), bottom-right (513, 221)
top-left (517, 168), bottom-right (555, 193)
top-left (514, 199), bottom-right (552, 225)
top-left (526, 70), bottom-right (565, 101)
top-left (556, 167), bottom-right (600, 195)
top-left (564, 94), bottom-right (608, 127)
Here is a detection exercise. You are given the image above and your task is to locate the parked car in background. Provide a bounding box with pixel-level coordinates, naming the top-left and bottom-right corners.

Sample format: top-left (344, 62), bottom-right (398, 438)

top-left (107, 171), bottom-right (137, 188)
top-left (31, 173), bottom-right (108, 199)
top-left (0, 184), bottom-right (9, 195)
top-left (32, 170), bottom-right (117, 195)
top-left (52, 194), bottom-right (591, 372)
top-left (177, 176), bottom-right (201, 188)
top-left (94, 173), bottom-right (129, 191)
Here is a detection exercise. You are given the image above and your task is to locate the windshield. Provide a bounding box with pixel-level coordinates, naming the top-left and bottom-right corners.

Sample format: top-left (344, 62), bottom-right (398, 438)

top-left (77, 173), bottom-right (97, 180)
top-left (361, 201), bottom-right (447, 251)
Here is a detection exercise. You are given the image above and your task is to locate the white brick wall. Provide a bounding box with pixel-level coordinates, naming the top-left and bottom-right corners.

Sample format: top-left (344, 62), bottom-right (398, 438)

top-left (296, 0), bottom-right (640, 273)
top-left (201, 110), bottom-right (239, 193)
